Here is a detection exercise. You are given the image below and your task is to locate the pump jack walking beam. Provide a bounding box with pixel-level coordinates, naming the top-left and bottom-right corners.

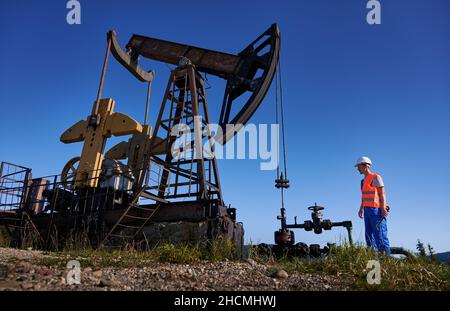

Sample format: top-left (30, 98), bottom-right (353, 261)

top-left (111, 24), bottom-right (280, 144)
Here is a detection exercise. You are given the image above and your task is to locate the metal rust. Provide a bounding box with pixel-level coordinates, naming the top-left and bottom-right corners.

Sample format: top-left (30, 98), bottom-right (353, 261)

top-left (108, 31), bottom-right (154, 82)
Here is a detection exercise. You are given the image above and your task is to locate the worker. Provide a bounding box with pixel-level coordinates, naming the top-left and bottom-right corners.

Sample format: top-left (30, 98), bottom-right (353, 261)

top-left (355, 156), bottom-right (390, 256)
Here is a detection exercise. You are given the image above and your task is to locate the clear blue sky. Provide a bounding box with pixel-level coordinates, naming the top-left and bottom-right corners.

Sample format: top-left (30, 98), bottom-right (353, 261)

top-left (1, 1), bottom-right (449, 252)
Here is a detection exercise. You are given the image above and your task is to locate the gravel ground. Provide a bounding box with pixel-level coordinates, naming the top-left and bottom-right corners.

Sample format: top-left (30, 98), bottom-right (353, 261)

top-left (0, 247), bottom-right (351, 291)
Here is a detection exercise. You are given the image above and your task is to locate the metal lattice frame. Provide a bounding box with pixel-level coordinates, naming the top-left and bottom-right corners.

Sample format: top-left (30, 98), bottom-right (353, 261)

top-left (143, 64), bottom-right (223, 204)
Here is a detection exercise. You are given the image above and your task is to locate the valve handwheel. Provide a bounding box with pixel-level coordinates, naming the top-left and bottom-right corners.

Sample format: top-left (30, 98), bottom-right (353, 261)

top-left (61, 156), bottom-right (81, 187)
top-left (308, 204), bottom-right (324, 211)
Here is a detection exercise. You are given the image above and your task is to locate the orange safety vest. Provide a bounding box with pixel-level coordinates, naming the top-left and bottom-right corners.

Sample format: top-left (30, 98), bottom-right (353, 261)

top-left (361, 173), bottom-right (380, 208)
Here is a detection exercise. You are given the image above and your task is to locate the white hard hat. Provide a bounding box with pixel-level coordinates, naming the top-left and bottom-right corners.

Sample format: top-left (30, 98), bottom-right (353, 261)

top-left (355, 156), bottom-right (372, 167)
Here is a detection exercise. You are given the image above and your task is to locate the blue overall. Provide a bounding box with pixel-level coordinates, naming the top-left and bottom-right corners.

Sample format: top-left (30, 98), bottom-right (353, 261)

top-left (364, 207), bottom-right (390, 256)
top-left (361, 176), bottom-right (390, 256)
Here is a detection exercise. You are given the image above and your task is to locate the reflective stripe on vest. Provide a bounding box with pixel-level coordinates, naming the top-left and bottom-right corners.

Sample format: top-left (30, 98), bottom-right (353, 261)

top-left (361, 173), bottom-right (380, 208)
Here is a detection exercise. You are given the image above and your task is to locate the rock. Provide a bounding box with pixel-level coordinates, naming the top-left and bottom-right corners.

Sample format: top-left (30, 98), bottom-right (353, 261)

top-left (92, 270), bottom-right (103, 278)
top-left (246, 259), bottom-right (257, 266)
top-left (21, 282), bottom-right (34, 290)
top-left (98, 278), bottom-right (118, 288)
top-left (271, 269), bottom-right (288, 279)
top-left (272, 279), bottom-right (280, 289)
top-left (38, 269), bottom-right (52, 277)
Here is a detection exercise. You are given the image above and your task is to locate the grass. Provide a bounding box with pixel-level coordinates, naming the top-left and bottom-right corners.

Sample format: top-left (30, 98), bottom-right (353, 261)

top-left (8, 226), bottom-right (448, 291)
top-left (38, 242), bottom-right (449, 290)
top-left (2, 220), bottom-right (237, 267)
top-left (154, 243), bottom-right (203, 264)
top-left (0, 227), bottom-right (11, 247)
top-left (39, 248), bottom-right (154, 268)
top-left (252, 244), bottom-right (450, 291)
top-left (37, 236), bottom-right (237, 268)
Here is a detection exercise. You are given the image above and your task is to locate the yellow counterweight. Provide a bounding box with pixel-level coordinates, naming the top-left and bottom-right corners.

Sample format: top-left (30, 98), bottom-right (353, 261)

top-left (60, 98), bottom-right (143, 188)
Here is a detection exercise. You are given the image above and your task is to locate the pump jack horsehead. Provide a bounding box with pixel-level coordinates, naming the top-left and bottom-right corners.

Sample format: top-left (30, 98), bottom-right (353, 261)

top-left (0, 25), bottom-right (280, 252)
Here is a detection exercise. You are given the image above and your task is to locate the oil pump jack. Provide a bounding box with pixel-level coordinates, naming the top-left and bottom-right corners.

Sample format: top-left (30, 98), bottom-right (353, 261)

top-left (0, 24), bottom-right (280, 255)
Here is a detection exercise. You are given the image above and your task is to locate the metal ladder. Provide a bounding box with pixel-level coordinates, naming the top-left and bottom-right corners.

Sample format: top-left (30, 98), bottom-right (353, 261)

top-left (99, 188), bottom-right (162, 249)
top-left (99, 158), bottom-right (174, 249)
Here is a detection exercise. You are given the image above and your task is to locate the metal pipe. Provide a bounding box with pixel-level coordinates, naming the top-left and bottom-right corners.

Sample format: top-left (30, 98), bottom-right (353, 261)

top-left (144, 79), bottom-right (152, 125)
top-left (92, 36), bottom-right (112, 117)
top-left (347, 227), bottom-right (353, 246)
top-left (390, 247), bottom-right (415, 258)
top-left (285, 224), bottom-right (306, 229)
